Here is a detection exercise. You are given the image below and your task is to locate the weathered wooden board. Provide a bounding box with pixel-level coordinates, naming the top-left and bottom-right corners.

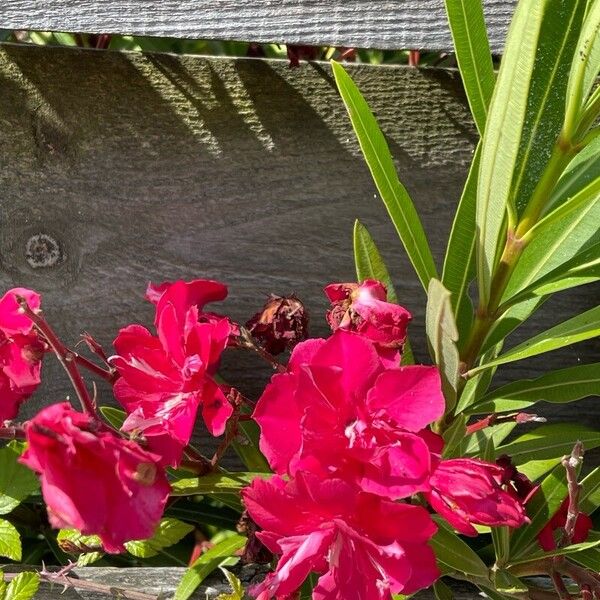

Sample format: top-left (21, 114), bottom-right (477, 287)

top-left (4, 565), bottom-right (486, 599)
top-left (0, 1), bottom-right (516, 52)
top-left (0, 43), bottom-right (597, 465)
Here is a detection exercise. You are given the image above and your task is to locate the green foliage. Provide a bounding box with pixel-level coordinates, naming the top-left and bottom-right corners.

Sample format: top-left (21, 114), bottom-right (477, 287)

top-left (56, 529), bottom-right (103, 566)
top-left (332, 61), bottom-right (438, 292)
top-left (0, 520), bottom-right (21, 561)
top-left (125, 518), bottom-right (194, 558)
top-left (2, 572), bottom-right (39, 600)
top-left (216, 569), bottom-right (245, 600)
top-left (170, 471), bottom-right (264, 497)
top-left (0, 443), bottom-right (39, 515)
top-left (174, 535), bottom-right (246, 600)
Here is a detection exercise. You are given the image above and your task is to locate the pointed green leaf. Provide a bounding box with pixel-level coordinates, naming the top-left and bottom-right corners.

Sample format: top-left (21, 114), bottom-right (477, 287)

top-left (571, 546), bottom-right (600, 570)
top-left (4, 572), bottom-right (39, 600)
top-left (430, 517), bottom-right (489, 577)
top-left (495, 424), bottom-right (600, 463)
top-left (476, 0), bottom-right (549, 304)
top-left (442, 145), bottom-right (480, 343)
top-left (509, 0), bottom-right (588, 216)
top-left (469, 363), bottom-right (600, 414)
top-left (564, 0), bottom-right (600, 135)
top-left (126, 518), bottom-right (194, 558)
top-left (0, 443), bottom-right (39, 515)
top-left (426, 279), bottom-right (460, 410)
top-left (509, 464), bottom-right (569, 558)
top-left (492, 569), bottom-right (527, 594)
top-left (580, 468), bottom-right (600, 513)
top-left (518, 457), bottom-right (564, 482)
top-left (443, 1), bottom-right (494, 134)
top-left (461, 423), bottom-right (516, 458)
top-left (0, 519), bottom-right (21, 561)
top-left (170, 472), bottom-right (265, 497)
top-left (216, 568), bottom-right (245, 600)
top-left (442, 414), bottom-right (468, 458)
top-left (99, 406), bottom-right (127, 430)
top-left (232, 419), bottom-right (270, 473)
top-left (509, 533), bottom-right (600, 565)
top-left (332, 61), bottom-right (438, 291)
top-left (57, 529), bottom-right (103, 566)
top-left (353, 219), bottom-right (414, 365)
top-left (467, 305), bottom-right (600, 377)
top-left (174, 534), bottom-right (246, 600)
top-left (433, 579), bottom-right (454, 600)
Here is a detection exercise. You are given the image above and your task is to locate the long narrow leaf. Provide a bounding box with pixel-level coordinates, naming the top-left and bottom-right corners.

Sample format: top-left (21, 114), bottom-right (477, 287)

top-left (509, 0), bottom-right (587, 216)
top-left (442, 144), bottom-right (480, 342)
top-left (467, 305), bottom-right (600, 377)
top-left (443, 0), bottom-right (494, 134)
top-left (354, 219), bottom-right (414, 364)
top-left (564, 0), bottom-right (600, 134)
top-left (476, 0), bottom-right (549, 304)
top-left (332, 62), bottom-right (438, 291)
top-left (174, 535), bottom-right (246, 600)
top-left (469, 363), bottom-right (600, 414)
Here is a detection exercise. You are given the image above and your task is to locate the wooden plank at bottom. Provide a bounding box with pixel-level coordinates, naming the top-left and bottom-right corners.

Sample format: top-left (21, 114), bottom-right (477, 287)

top-left (0, 43), bottom-right (596, 468)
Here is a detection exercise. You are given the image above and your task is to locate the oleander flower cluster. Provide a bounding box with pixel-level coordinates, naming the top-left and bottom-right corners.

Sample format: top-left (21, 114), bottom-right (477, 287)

top-left (1, 279), bottom-right (581, 600)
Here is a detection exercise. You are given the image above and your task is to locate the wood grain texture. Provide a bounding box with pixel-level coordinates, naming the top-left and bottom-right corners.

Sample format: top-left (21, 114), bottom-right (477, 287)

top-left (0, 43), bottom-right (597, 466)
top-left (3, 565), bottom-right (491, 599)
top-left (0, 0), bottom-right (516, 52)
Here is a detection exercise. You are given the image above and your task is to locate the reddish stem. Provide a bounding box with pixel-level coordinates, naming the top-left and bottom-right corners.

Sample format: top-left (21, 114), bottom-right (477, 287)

top-left (74, 354), bottom-right (118, 384)
top-left (559, 441), bottom-right (584, 548)
top-left (16, 297), bottom-right (98, 419)
top-left (0, 425), bottom-right (25, 440)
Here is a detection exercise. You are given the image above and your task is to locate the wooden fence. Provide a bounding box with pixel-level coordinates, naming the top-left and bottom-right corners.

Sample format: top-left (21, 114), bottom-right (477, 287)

top-left (0, 1), bottom-right (597, 597)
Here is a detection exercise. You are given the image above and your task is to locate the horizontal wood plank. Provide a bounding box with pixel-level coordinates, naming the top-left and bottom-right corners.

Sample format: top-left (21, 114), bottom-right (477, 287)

top-left (0, 0), bottom-right (516, 51)
top-left (0, 43), bottom-right (597, 466)
top-left (4, 565), bottom-right (489, 599)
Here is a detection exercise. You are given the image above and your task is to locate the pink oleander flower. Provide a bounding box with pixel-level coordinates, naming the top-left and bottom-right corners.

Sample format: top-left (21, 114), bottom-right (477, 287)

top-left (426, 458), bottom-right (529, 536)
top-left (110, 279), bottom-right (235, 467)
top-left (537, 498), bottom-right (593, 551)
top-left (0, 288), bottom-right (45, 422)
top-left (146, 278), bottom-right (240, 345)
top-left (324, 280), bottom-right (410, 366)
top-left (253, 330), bottom-right (445, 499)
top-left (20, 403), bottom-right (170, 553)
top-left (243, 473), bottom-right (439, 600)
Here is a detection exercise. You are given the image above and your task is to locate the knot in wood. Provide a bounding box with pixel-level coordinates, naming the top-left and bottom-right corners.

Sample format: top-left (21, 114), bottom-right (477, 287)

top-left (25, 233), bottom-right (64, 269)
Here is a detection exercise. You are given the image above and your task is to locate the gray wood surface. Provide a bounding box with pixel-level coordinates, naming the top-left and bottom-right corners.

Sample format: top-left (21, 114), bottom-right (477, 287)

top-left (0, 1), bottom-right (516, 52)
top-left (0, 43), bottom-right (597, 466)
top-left (3, 565), bottom-right (488, 599)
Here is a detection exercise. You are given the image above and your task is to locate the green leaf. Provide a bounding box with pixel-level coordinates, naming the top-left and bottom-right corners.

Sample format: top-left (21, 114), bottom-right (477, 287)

top-left (442, 414), bottom-right (468, 458)
top-left (442, 145), bottom-right (480, 345)
top-left (496, 424), bottom-right (600, 463)
top-left (468, 305), bottom-right (600, 377)
top-left (126, 518), bottom-right (194, 558)
top-left (508, 0), bottom-right (588, 216)
top-left (460, 423), bottom-right (516, 458)
top-left (99, 406), bottom-right (127, 429)
top-left (0, 571), bottom-right (6, 598)
top-left (353, 220), bottom-right (415, 366)
top-left (170, 472), bottom-right (264, 497)
top-left (174, 534), bottom-right (246, 600)
top-left (4, 572), bottom-right (39, 600)
top-left (580, 467), bottom-right (600, 513)
top-left (354, 220), bottom-right (398, 302)
top-left (56, 529), bottom-right (103, 566)
top-left (491, 526), bottom-right (511, 568)
top-left (469, 363), bottom-right (600, 414)
top-left (504, 240), bottom-right (600, 306)
top-left (430, 517), bottom-right (489, 577)
top-left (509, 464), bottom-right (569, 558)
top-left (0, 519), bottom-right (21, 561)
top-left (232, 419), bottom-right (270, 473)
top-left (549, 134), bottom-right (600, 212)
top-left (216, 568), bottom-right (245, 600)
top-left (0, 443), bottom-right (39, 515)
top-left (492, 569), bottom-right (527, 594)
top-left (433, 579), bottom-right (454, 600)
top-left (518, 457), bottom-right (564, 482)
top-left (509, 533), bottom-right (600, 565)
top-left (426, 279), bottom-right (460, 410)
top-left (455, 341), bottom-right (503, 414)
top-left (443, 0), bottom-right (494, 134)
top-left (476, 0), bottom-right (549, 304)
top-left (564, 0), bottom-right (600, 135)
top-left (332, 61), bottom-right (438, 291)
top-left (571, 546), bottom-right (600, 570)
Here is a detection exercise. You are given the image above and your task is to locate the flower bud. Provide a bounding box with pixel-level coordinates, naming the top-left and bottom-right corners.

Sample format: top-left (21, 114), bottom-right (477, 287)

top-left (245, 295), bottom-right (308, 355)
